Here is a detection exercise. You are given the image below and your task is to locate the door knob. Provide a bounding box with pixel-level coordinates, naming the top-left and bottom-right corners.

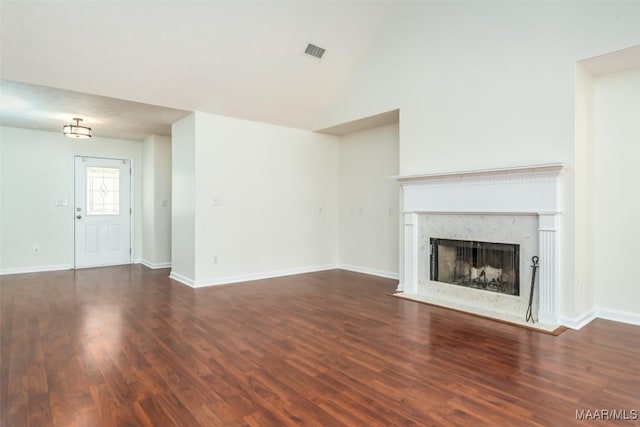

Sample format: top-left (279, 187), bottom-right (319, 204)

top-left (76, 215), bottom-right (82, 219)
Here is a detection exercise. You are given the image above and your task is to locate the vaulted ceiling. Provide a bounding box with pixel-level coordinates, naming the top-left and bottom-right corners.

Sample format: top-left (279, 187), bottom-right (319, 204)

top-left (0, 1), bottom-right (391, 138)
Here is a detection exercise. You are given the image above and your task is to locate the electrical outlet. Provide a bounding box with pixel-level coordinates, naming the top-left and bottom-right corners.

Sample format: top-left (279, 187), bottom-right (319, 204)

top-left (33, 246), bottom-right (40, 255)
top-left (213, 256), bottom-right (218, 264)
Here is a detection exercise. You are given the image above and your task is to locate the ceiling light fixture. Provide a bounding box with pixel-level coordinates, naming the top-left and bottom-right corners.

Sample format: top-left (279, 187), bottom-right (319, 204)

top-left (63, 118), bottom-right (92, 139)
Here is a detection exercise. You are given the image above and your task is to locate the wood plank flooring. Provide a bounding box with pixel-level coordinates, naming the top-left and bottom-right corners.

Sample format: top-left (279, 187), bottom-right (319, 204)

top-left (1, 265), bottom-right (639, 426)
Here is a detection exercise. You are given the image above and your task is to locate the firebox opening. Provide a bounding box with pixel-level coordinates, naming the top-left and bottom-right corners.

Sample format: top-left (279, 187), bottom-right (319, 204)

top-left (430, 238), bottom-right (520, 296)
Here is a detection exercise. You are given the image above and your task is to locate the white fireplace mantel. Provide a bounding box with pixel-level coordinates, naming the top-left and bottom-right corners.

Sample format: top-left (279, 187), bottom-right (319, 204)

top-left (392, 163), bottom-right (566, 185)
top-left (393, 163), bottom-right (566, 215)
top-left (393, 163), bottom-right (566, 328)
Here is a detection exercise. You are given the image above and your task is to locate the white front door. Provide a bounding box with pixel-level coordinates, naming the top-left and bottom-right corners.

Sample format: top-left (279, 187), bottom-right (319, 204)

top-left (74, 156), bottom-right (132, 268)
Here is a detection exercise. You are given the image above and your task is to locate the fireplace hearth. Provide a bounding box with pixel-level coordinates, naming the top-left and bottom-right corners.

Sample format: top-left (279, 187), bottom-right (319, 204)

top-left (430, 238), bottom-right (520, 296)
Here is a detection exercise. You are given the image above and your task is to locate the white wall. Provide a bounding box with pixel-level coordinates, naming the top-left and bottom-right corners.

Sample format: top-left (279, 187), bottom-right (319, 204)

top-left (170, 115), bottom-right (196, 282)
top-left (142, 136), bottom-right (155, 264)
top-left (338, 123), bottom-right (399, 278)
top-left (316, 2), bottom-right (640, 320)
top-left (593, 68), bottom-right (640, 319)
top-left (192, 112), bottom-right (339, 285)
top-left (153, 136), bottom-right (172, 265)
top-left (142, 135), bottom-right (172, 267)
top-left (574, 65), bottom-right (596, 315)
top-left (0, 126), bottom-right (143, 273)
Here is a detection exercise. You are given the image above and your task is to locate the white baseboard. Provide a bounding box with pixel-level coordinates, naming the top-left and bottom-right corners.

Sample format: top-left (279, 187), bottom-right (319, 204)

top-left (596, 307), bottom-right (640, 326)
top-left (559, 309), bottom-right (597, 330)
top-left (559, 307), bottom-right (640, 329)
top-left (0, 264), bottom-right (73, 276)
top-left (193, 264), bottom-right (338, 288)
top-left (169, 271), bottom-right (196, 287)
top-left (339, 264), bottom-right (399, 280)
top-left (140, 260), bottom-right (172, 269)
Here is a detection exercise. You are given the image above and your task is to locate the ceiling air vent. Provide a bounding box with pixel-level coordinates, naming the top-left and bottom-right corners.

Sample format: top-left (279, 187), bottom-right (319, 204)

top-left (304, 43), bottom-right (326, 59)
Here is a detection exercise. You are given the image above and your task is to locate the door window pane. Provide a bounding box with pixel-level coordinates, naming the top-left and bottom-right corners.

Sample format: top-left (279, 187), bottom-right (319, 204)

top-left (87, 167), bottom-right (120, 215)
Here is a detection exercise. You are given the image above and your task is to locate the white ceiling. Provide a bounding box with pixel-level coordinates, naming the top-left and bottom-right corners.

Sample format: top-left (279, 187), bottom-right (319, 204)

top-left (0, 1), bottom-right (391, 135)
top-left (0, 79), bottom-right (189, 141)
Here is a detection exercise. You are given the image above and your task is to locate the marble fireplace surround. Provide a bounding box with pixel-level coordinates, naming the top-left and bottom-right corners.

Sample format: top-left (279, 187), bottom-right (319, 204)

top-left (393, 163), bottom-right (566, 330)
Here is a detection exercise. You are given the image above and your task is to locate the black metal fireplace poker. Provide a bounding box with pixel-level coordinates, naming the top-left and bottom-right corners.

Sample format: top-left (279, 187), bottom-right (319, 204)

top-left (526, 256), bottom-right (539, 323)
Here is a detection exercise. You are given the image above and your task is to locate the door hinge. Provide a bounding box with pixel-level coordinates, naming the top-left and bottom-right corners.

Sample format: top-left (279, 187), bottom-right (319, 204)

top-left (130, 248), bottom-right (132, 255)
top-left (130, 208), bottom-right (132, 214)
top-left (129, 168), bottom-right (131, 175)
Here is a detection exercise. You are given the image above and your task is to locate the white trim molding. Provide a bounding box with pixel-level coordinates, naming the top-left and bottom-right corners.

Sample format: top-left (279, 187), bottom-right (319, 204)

top-left (169, 271), bottom-right (196, 287)
top-left (399, 212), bottom-right (418, 295)
top-left (192, 264), bottom-right (338, 288)
top-left (339, 264), bottom-right (399, 280)
top-left (394, 163), bottom-right (566, 214)
top-left (559, 309), bottom-right (597, 330)
top-left (559, 307), bottom-right (640, 329)
top-left (537, 213), bottom-right (559, 325)
top-left (596, 308), bottom-right (640, 327)
top-left (140, 260), bottom-right (172, 269)
top-left (392, 163), bottom-right (566, 186)
top-left (0, 264), bottom-right (73, 275)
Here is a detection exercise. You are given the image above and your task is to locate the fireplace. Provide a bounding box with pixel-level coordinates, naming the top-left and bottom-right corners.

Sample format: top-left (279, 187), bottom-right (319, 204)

top-left (393, 163), bottom-right (565, 328)
top-left (430, 238), bottom-right (520, 296)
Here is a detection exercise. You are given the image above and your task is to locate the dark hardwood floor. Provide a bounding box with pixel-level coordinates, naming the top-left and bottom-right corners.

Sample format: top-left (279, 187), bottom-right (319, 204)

top-left (1, 265), bottom-right (639, 426)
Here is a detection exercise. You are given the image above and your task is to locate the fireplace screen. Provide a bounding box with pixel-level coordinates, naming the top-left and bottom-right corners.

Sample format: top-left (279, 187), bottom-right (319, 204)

top-left (430, 238), bottom-right (520, 296)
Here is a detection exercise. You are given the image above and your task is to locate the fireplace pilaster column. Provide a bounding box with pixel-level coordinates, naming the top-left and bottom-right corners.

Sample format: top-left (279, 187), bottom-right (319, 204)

top-left (401, 213), bottom-right (419, 295)
top-left (537, 213), bottom-right (559, 325)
